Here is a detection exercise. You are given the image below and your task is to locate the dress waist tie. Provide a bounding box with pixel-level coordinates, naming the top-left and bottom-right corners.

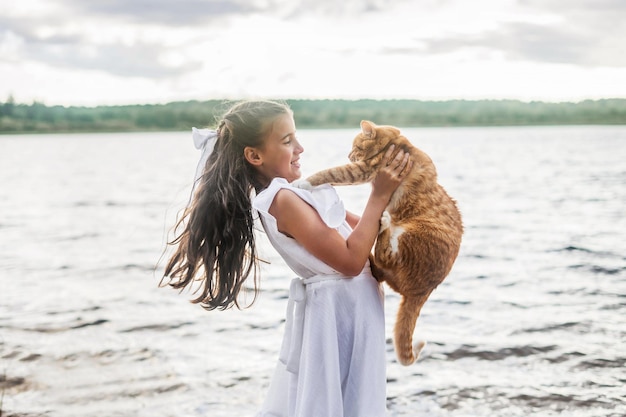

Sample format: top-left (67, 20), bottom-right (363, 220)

top-left (279, 275), bottom-right (342, 373)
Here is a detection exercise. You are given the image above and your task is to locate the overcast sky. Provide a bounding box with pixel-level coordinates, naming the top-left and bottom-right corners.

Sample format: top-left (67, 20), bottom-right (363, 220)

top-left (1, 0), bottom-right (625, 106)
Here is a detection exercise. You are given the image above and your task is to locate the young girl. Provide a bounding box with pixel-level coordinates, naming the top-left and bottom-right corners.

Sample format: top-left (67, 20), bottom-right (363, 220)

top-left (163, 100), bottom-right (410, 417)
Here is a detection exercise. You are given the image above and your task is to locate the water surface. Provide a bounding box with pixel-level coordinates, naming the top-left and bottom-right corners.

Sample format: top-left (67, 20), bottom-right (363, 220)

top-left (1, 126), bottom-right (625, 416)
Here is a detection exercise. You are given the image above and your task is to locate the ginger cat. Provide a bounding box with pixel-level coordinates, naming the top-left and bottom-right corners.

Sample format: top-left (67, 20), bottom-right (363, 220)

top-left (297, 120), bottom-right (463, 365)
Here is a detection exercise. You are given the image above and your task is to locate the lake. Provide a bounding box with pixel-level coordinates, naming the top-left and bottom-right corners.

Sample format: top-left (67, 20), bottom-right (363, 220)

top-left (0, 126), bottom-right (625, 416)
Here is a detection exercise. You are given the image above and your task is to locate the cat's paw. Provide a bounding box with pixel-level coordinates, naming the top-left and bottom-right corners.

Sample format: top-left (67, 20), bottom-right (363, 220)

top-left (379, 211), bottom-right (391, 233)
top-left (291, 179), bottom-right (313, 190)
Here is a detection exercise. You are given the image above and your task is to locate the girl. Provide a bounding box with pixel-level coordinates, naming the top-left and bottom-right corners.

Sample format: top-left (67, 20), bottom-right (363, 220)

top-left (163, 100), bottom-right (411, 417)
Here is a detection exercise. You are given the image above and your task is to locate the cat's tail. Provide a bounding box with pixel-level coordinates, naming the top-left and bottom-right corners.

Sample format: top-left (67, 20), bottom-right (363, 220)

top-left (394, 294), bottom-right (429, 366)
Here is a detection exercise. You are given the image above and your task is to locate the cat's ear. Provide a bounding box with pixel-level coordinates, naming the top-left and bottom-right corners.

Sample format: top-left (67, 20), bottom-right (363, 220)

top-left (360, 120), bottom-right (377, 139)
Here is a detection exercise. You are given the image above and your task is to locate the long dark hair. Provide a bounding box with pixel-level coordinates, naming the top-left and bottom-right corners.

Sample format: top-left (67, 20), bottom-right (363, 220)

top-left (162, 100), bottom-right (292, 310)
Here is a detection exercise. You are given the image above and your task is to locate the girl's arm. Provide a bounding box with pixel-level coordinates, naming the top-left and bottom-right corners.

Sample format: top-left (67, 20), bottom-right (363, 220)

top-left (345, 211), bottom-right (360, 229)
top-left (270, 147), bottom-right (410, 276)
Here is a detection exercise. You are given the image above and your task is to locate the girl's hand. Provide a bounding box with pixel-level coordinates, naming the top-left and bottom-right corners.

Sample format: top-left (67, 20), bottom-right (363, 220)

top-left (372, 145), bottom-right (412, 201)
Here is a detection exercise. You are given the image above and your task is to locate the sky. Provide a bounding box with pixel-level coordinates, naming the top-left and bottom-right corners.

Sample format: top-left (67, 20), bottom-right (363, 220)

top-left (1, 0), bottom-right (625, 106)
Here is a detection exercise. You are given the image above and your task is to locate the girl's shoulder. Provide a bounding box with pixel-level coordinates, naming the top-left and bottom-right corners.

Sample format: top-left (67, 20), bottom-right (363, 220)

top-left (253, 178), bottom-right (312, 213)
top-left (253, 178), bottom-right (345, 229)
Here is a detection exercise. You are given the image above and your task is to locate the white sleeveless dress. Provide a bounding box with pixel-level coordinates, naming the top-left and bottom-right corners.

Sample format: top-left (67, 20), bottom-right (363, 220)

top-left (252, 178), bottom-right (388, 417)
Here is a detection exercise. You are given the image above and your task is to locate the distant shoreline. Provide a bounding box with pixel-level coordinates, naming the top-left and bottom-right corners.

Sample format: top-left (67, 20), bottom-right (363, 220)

top-left (1, 98), bottom-right (625, 134)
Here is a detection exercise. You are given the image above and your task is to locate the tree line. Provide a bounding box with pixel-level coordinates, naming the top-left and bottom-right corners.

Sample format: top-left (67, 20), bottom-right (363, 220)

top-left (1, 97), bottom-right (625, 133)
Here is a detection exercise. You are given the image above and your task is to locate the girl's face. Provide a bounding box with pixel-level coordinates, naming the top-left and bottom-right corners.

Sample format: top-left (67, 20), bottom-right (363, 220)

top-left (250, 113), bottom-right (304, 186)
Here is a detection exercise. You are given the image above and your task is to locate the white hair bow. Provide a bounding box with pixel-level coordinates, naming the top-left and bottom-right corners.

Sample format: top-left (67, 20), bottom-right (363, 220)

top-left (191, 127), bottom-right (218, 196)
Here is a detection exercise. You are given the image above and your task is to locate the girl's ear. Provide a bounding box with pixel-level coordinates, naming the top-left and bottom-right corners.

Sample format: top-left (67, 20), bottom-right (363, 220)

top-left (244, 146), bottom-right (263, 166)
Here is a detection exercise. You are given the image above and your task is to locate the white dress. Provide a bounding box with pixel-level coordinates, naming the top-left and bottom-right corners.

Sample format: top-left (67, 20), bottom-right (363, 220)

top-left (252, 178), bottom-right (387, 417)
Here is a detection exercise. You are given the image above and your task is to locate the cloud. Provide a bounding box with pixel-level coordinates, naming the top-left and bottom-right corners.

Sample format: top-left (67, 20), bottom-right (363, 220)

top-left (1, 0), bottom-right (625, 105)
top-left (51, 0), bottom-right (408, 25)
top-left (0, 0), bottom-right (417, 81)
top-left (419, 22), bottom-right (601, 66)
top-left (379, 7), bottom-right (625, 68)
top-left (28, 42), bottom-right (198, 78)
top-left (0, 12), bottom-right (200, 78)
top-left (55, 0), bottom-right (257, 25)
top-left (520, 0), bottom-right (626, 12)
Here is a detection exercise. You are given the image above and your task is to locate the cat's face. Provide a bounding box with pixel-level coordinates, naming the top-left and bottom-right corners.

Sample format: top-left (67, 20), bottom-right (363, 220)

top-left (349, 120), bottom-right (400, 164)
